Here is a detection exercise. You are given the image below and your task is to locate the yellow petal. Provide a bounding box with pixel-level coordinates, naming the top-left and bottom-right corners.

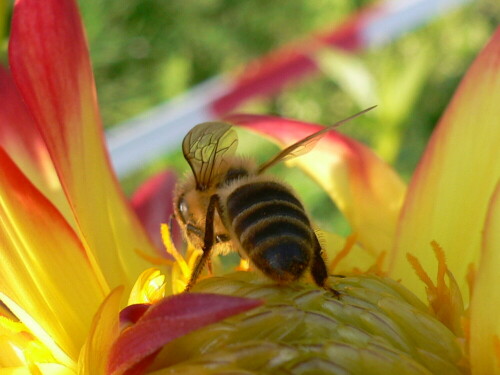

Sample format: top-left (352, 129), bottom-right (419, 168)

top-left (0, 364), bottom-right (75, 375)
top-left (78, 287), bottom-right (123, 375)
top-left (0, 314), bottom-right (57, 367)
top-left (321, 232), bottom-right (383, 274)
top-left (470, 181), bottom-right (500, 374)
top-left (0, 148), bottom-right (107, 361)
top-left (0, 294), bottom-right (71, 368)
top-left (0, 318), bottom-right (25, 367)
top-left (390, 28), bottom-right (500, 299)
top-left (128, 268), bottom-right (166, 305)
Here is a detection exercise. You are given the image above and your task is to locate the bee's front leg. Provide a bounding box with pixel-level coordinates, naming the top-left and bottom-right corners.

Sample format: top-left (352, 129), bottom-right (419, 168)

top-left (184, 194), bottom-right (221, 292)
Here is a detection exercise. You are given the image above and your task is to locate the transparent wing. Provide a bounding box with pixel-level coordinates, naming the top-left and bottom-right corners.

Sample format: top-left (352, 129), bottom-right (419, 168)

top-left (258, 106), bottom-right (376, 173)
top-left (182, 122), bottom-right (238, 190)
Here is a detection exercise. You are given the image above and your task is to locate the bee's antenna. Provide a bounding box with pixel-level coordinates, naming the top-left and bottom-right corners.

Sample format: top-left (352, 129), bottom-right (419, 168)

top-left (329, 105), bottom-right (377, 129)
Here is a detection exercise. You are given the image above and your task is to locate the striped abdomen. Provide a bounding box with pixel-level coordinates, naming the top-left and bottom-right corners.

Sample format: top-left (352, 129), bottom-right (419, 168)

top-left (226, 181), bottom-right (314, 282)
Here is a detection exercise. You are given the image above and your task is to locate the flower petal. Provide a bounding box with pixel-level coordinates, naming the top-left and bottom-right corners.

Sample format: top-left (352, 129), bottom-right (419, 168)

top-left (0, 293), bottom-right (69, 367)
top-left (107, 293), bottom-right (262, 375)
top-left (470, 181), bottom-right (500, 374)
top-left (321, 232), bottom-right (383, 274)
top-left (0, 147), bottom-right (106, 361)
top-left (228, 114), bottom-right (406, 259)
top-left (0, 66), bottom-right (71, 223)
top-left (128, 268), bottom-right (166, 305)
top-left (0, 316), bottom-right (26, 367)
top-left (131, 171), bottom-right (181, 252)
top-left (390, 28), bottom-right (500, 298)
top-left (78, 287), bottom-right (123, 375)
top-left (8, 0), bottom-right (156, 290)
top-left (0, 364), bottom-right (74, 375)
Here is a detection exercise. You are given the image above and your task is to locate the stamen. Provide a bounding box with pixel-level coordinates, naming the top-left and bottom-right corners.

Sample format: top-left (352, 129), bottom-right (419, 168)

top-left (365, 251), bottom-right (387, 275)
top-left (431, 241), bottom-right (447, 298)
top-left (236, 258), bottom-right (250, 271)
top-left (406, 253), bottom-right (434, 289)
top-left (329, 233), bottom-right (358, 272)
top-left (407, 241), bottom-right (465, 336)
top-left (161, 224), bottom-right (190, 278)
top-left (493, 335), bottom-right (500, 367)
top-left (466, 263), bottom-right (476, 301)
top-left (134, 248), bottom-right (174, 266)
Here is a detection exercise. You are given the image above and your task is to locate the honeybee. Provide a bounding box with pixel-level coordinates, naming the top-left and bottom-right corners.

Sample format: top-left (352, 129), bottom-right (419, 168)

top-left (174, 107), bottom-right (374, 294)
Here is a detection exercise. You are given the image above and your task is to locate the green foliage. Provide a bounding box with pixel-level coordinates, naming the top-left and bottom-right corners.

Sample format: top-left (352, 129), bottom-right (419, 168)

top-left (78, 0), bottom-right (363, 125)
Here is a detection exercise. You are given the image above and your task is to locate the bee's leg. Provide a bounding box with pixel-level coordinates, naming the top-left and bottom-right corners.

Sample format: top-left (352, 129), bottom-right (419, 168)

top-left (311, 235), bottom-right (341, 298)
top-left (184, 194), bottom-right (221, 292)
top-left (207, 257), bottom-right (213, 275)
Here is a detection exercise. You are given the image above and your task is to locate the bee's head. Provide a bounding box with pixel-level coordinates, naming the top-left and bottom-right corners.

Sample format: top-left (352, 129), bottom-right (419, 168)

top-left (173, 175), bottom-right (231, 251)
top-left (173, 175), bottom-right (206, 248)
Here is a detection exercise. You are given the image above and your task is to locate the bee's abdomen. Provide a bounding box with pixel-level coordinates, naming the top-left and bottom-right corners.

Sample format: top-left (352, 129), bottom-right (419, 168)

top-left (226, 181), bottom-right (314, 281)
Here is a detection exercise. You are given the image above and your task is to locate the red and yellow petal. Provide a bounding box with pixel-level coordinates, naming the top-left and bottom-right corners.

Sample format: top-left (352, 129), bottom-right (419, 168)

top-left (390, 28), bottom-right (500, 299)
top-left (0, 66), bottom-right (71, 223)
top-left (107, 293), bottom-right (262, 375)
top-left (8, 0), bottom-right (156, 291)
top-left (469, 181), bottom-right (500, 374)
top-left (0, 147), bottom-right (107, 362)
top-left (229, 114), bottom-right (406, 261)
top-left (131, 171), bottom-right (180, 252)
top-left (78, 287), bottom-right (123, 375)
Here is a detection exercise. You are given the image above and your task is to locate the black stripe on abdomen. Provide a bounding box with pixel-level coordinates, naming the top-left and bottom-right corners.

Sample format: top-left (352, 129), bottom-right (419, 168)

top-left (226, 181), bottom-right (303, 220)
top-left (233, 200), bottom-right (310, 239)
top-left (240, 217), bottom-right (312, 250)
top-left (226, 181), bottom-right (314, 281)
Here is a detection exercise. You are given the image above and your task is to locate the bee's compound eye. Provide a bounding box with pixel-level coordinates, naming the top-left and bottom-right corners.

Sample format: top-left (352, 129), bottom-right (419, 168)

top-left (177, 196), bottom-right (189, 222)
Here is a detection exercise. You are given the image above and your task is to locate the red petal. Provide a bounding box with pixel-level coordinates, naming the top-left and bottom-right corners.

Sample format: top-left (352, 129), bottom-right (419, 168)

top-left (107, 293), bottom-right (261, 375)
top-left (212, 9), bottom-right (369, 115)
top-left (119, 304), bottom-right (150, 330)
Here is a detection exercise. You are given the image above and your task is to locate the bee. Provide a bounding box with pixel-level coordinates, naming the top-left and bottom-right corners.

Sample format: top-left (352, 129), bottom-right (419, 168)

top-left (174, 107), bottom-right (374, 294)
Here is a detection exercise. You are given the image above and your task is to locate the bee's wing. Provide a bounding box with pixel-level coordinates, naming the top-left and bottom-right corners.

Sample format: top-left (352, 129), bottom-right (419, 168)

top-left (258, 106), bottom-right (376, 173)
top-left (183, 122), bottom-right (238, 190)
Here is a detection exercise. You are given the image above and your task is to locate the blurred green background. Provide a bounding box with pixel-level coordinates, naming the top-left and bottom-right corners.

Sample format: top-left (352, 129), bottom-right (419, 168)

top-left (1, 0), bottom-right (498, 235)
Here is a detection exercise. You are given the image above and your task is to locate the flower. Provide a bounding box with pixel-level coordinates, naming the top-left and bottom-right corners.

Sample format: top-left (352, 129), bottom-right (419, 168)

top-left (1, 0), bottom-right (499, 374)
top-left (0, 0), bottom-right (260, 373)
top-left (226, 26), bottom-right (500, 374)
